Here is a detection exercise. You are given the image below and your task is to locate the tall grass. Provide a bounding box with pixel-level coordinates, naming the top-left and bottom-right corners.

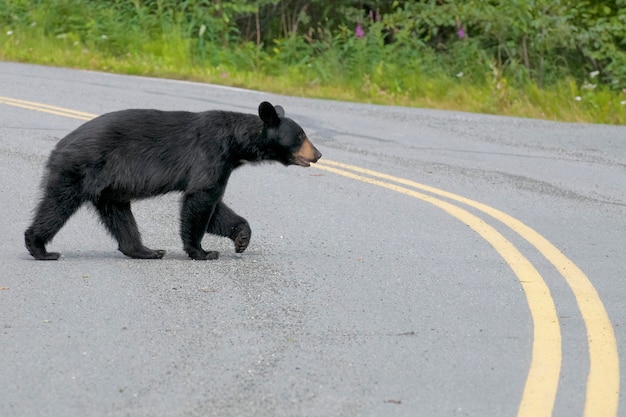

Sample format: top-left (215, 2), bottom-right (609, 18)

top-left (1, 0), bottom-right (625, 124)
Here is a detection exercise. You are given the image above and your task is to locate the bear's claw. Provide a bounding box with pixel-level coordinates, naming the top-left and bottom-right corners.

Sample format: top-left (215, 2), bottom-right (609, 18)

top-left (185, 247), bottom-right (219, 260)
top-left (232, 222), bottom-right (251, 253)
top-left (119, 246), bottom-right (166, 259)
top-left (25, 229), bottom-right (61, 260)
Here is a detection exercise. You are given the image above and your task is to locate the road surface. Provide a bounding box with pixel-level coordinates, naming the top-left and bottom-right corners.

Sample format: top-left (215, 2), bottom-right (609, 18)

top-left (1, 62), bottom-right (625, 417)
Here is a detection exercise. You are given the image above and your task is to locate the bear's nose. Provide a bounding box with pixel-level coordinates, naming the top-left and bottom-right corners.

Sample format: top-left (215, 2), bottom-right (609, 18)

top-left (313, 149), bottom-right (322, 162)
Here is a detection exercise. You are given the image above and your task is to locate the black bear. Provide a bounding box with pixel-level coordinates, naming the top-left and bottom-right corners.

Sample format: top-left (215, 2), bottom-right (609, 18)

top-left (25, 101), bottom-right (321, 260)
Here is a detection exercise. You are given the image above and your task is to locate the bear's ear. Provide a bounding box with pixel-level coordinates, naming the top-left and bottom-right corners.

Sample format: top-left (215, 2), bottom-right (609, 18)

top-left (274, 105), bottom-right (285, 117)
top-left (259, 101), bottom-right (281, 127)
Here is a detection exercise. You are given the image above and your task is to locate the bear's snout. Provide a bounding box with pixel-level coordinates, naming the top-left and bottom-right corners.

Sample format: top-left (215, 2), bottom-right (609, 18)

top-left (292, 138), bottom-right (322, 167)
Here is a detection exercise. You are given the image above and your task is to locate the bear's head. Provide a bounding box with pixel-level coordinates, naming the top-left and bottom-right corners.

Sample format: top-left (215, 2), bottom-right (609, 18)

top-left (259, 101), bottom-right (322, 167)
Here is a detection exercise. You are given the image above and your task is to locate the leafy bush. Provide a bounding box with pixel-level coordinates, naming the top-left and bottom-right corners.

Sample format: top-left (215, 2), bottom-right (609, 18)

top-left (1, 0), bottom-right (625, 123)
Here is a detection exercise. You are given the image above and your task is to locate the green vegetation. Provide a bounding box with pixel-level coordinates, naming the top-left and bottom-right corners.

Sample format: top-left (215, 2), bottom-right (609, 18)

top-left (1, 0), bottom-right (625, 124)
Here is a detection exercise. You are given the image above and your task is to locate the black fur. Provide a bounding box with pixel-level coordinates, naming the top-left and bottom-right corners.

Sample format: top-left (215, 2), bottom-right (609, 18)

top-left (25, 101), bottom-right (321, 260)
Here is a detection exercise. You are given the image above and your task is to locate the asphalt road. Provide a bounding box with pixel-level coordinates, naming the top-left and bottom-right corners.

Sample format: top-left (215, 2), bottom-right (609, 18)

top-left (1, 61), bottom-right (625, 417)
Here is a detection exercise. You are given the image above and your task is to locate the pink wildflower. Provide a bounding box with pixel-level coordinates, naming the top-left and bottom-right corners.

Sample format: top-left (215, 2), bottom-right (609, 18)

top-left (355, 23), bottom-right (365, 38)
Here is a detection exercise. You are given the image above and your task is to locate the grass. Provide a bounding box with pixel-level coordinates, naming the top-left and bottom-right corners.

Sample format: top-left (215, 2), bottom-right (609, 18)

top-left (2, 27), bottom-right (625, 125)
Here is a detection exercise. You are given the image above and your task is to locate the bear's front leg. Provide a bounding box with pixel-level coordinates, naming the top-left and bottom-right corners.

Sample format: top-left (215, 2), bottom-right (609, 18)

top-left (181, 191), bottom-right (220, 260)
top-left (207, 201), bottom-right (251, 253)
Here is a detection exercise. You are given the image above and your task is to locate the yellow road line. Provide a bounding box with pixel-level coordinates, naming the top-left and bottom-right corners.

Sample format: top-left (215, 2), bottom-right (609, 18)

top-left (0, 96), bottom-right (94, 120)
top-left (317, 159), bottom-right (619, 417)
top-left (1, 96), bottom-right (619, 416)
top-left (314, 162), bottom-right (561, 417)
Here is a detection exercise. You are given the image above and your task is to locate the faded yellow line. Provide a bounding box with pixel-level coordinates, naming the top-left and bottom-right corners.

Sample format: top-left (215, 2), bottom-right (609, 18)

top-left (314, 163), bottom-right (561, 417)
top-left (0, 96), bottom-right (94, 120)
top-left (317, 159), bottom-right (619, 417)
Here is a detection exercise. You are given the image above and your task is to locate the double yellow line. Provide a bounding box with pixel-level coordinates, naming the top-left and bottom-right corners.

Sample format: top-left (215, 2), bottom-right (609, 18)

top-left (314, 160), bottom-right (619, 417)
top-left (0, 96), bottom-right (94, 120)
top-left (1, 95), bottom-right (619, 417)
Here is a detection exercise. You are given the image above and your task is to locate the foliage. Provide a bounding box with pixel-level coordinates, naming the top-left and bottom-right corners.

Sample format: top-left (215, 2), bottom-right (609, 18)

top-left (1, 0), bottom-right (625, 124)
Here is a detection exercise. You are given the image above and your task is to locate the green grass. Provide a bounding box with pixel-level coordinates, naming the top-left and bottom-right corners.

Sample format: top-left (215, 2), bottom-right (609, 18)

top-left (2, 28), bottom-right (625, 125)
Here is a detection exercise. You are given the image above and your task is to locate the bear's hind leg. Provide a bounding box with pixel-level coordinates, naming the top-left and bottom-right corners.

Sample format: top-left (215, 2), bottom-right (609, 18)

top-left (96, 200), bottom-right (165, 259)
top-left (207, 201), bottom-right (251, 253)
top-left (25, 228), bottom-right (60, 260)
top-left (25, 189), bottom-right (83, 260)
